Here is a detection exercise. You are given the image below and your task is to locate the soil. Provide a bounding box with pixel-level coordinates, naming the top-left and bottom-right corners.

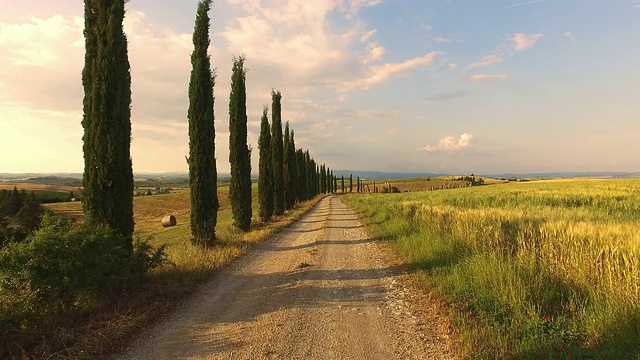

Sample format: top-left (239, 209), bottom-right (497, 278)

top-left (112, 195), bottom-right (452, 360)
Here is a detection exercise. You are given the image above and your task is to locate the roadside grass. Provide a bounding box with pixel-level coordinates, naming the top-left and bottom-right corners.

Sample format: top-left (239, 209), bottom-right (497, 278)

top-left (5, 185), bottom-right (322, 359)
top-left (344, 179), bottom-right (640, 359)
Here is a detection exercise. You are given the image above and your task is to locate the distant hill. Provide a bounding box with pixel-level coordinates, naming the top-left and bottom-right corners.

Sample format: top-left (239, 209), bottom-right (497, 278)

top-left (479, 172), bottom-right (640, 179)
top-left (2, 171), bottom-right (639, 183)
top-left (332, 170), bottom-right (448, 179)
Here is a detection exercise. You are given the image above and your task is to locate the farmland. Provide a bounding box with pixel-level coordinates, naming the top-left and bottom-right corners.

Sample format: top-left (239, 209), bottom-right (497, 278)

top-left (344, 179), bottom-right (640, 359)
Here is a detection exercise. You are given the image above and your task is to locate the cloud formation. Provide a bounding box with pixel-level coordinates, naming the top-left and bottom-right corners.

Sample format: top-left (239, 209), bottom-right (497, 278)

top-left (468, 74), bottom-right (509, 82)
top-left (466, 54), bottom-right (503, 69)
top-left (340, 52), bottom-right (440, 91)
top-left (513, 33), bottom-right (543, 50)
top-left (423, 133), bottom-right (475, 153)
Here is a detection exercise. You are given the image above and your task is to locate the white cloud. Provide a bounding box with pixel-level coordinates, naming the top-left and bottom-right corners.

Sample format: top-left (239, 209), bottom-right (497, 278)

top-left (221, 1), bottom-right (437, 96)
top-left (468, 74), bottom-right (509, 82)
top-left (360, 29), bottom-right (377, 42)
top-left (513, 33), bottom-right (543, 50)
top-left (0, 10), bottom-right (200, 172)
top-left (422, 133), bottom-right (475, 153)
top-left (433, 34), bottom-right (463, 43)
top-left (448, 63), bottom-right (458, 70)
top-left (502, 0), bottom-right (546, 9)
top-left (563, 31), bottom-right (575, 42)
top-left (340, 51), bottom-right (440, 91)
top-left (466, 54), bottom-right (503, 69)
top-left (363, 42), bottom-right (386, 63)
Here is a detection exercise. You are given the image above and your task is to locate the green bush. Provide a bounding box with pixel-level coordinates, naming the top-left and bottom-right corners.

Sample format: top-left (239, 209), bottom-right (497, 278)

top-left (0, 215), bottom-right (166, 315)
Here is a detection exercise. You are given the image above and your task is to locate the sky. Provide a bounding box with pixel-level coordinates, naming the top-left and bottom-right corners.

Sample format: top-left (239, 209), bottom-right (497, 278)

top-left (1, 0), bottom-right (639, 175)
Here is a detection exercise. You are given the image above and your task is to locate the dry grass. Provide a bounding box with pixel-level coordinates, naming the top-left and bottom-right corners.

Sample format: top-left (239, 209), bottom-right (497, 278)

top-left (14, 185), bottom-right (323, 359)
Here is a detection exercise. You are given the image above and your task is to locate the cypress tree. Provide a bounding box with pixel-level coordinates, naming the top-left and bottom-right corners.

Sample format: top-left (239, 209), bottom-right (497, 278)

top-left (322, 164), bottom-right (329, 194)
top-left (271, 90), bottom-right (285, 215)
top-left (331, 170), bottom-right (335, 193)
top-left (349, 174), bottom-right (353, 193)
top-left (286, 127), bottom-right (297, 208)
top-left (333, 172), bottom-right (338, 194)
top-left (305, 151), bottom-right (314, 198)
top-left (283, 122), bottom-right (293, 210)
top-left (357, 177), bottom-right (360, 193)
top-left (296, 149), bottom-right (306, 201)
top-left (317, 165), bottom-right (321, 194)
top-left (314, 162), bottom-right (319, 196)
top-left (187, 0), bottom-right (218, 245)
top-left (82, 0), bottom-right (134, 252)
top-left (341, 175), bottom-right (345, 193)
top-left (326, 167), bottom-right (331, 193)
top-left (258, 106), bottom-right (273, 222)
top-left (320, 165), bottom-right (326, 194)
top-left (228, 56), bottom-right (252, 231)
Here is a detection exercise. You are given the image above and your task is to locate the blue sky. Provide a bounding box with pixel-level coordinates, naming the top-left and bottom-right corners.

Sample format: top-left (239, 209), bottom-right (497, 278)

top-left (1, 0), bottom-right (639, 174)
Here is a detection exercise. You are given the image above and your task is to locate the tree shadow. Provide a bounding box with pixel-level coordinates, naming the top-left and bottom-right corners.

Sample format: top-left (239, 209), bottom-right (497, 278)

top-left (167, 263), bottom-right (408, 359)
top-left (261, 237), bottom-right (375, 252)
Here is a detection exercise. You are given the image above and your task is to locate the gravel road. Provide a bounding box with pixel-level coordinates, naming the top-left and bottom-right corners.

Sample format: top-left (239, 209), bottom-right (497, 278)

top-left (113, 196), bottom-right (451, 360)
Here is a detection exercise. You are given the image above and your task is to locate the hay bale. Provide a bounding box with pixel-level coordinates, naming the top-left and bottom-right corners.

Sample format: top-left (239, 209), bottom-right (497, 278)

top-left (161, 214), bottom-right (177, 227)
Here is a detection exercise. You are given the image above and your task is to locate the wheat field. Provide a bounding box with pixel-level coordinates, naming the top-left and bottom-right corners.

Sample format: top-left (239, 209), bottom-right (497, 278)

top-left (345, 178), bottom-right (640, 359)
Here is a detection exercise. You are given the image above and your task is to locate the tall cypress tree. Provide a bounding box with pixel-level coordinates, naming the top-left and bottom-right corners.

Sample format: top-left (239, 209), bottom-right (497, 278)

top-left (318, 165), bottom-right (321, 194)
top-left (312, 162), bottom-right (317, 197)
top-left (333, 172), bottom-right (337, 194)
top-left (228, 56), bottom-right (252, 231)
top-left (296, 149), bottom-right (306, 201)
top-left (284, 125), bottom-right (297, 209)
top-left (341, 175), bottom-right (345, 193)
top-left (258, 106), bottom-right (273, 222)
top-left (305, 151), bottom-right (314, 198)
top-left (320, 165), bottom-right (325, 194)
top-left (187, 0), bottom-right (218, 246)
top-left (283, 122), bottom-right (292, 210)
top-left (349, 174), bottom-right (353, 193)
top-left (82, 0), bottom-right (134, 252)
top-left (326, 167), bottom-right (330, 193)
top-left (271, 90), bottom-right (285, 215)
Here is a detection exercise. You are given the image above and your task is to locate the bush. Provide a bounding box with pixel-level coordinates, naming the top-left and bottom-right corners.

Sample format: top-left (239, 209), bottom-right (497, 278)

top-left (0, 215), bottom-right (166, 315)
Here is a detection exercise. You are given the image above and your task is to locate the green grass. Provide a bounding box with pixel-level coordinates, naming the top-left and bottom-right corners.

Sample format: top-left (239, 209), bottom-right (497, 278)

top-left (344, 179), bottom-right (640, 359)
top-left (8, 184), bottom-right (323, 359)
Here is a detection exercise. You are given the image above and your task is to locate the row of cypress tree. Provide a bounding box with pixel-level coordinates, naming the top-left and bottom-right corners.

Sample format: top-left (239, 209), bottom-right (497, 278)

top-left (81, 0), bottom-right (342, 248)
top-left (257, 91), bottom-right (335, 224)
top-left (188, 1), bottom-right (339, 243)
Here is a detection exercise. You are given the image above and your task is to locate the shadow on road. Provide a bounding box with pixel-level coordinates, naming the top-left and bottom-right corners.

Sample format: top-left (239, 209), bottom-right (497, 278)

top-left (183, 262), bottom-right (408, 357)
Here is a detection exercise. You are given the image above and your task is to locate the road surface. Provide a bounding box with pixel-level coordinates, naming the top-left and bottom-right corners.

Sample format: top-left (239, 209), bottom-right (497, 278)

top-left (113, 196), bottom-right (450, 360)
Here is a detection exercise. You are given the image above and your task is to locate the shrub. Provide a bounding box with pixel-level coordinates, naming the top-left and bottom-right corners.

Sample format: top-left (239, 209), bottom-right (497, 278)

top-left (0, 215), bottom-right (165, 315)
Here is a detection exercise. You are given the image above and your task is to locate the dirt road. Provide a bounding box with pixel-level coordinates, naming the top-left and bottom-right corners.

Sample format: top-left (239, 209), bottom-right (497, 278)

top-left (113, 196), bottom-right (450, 360)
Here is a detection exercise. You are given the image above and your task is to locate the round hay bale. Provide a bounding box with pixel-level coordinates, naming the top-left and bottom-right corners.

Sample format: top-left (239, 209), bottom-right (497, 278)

top-left (161, 214), bottom-right (177, 227)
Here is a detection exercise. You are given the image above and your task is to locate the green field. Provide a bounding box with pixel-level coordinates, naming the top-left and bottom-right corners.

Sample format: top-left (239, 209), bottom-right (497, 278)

top-left (344, 179), bottom-right (640, 359)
